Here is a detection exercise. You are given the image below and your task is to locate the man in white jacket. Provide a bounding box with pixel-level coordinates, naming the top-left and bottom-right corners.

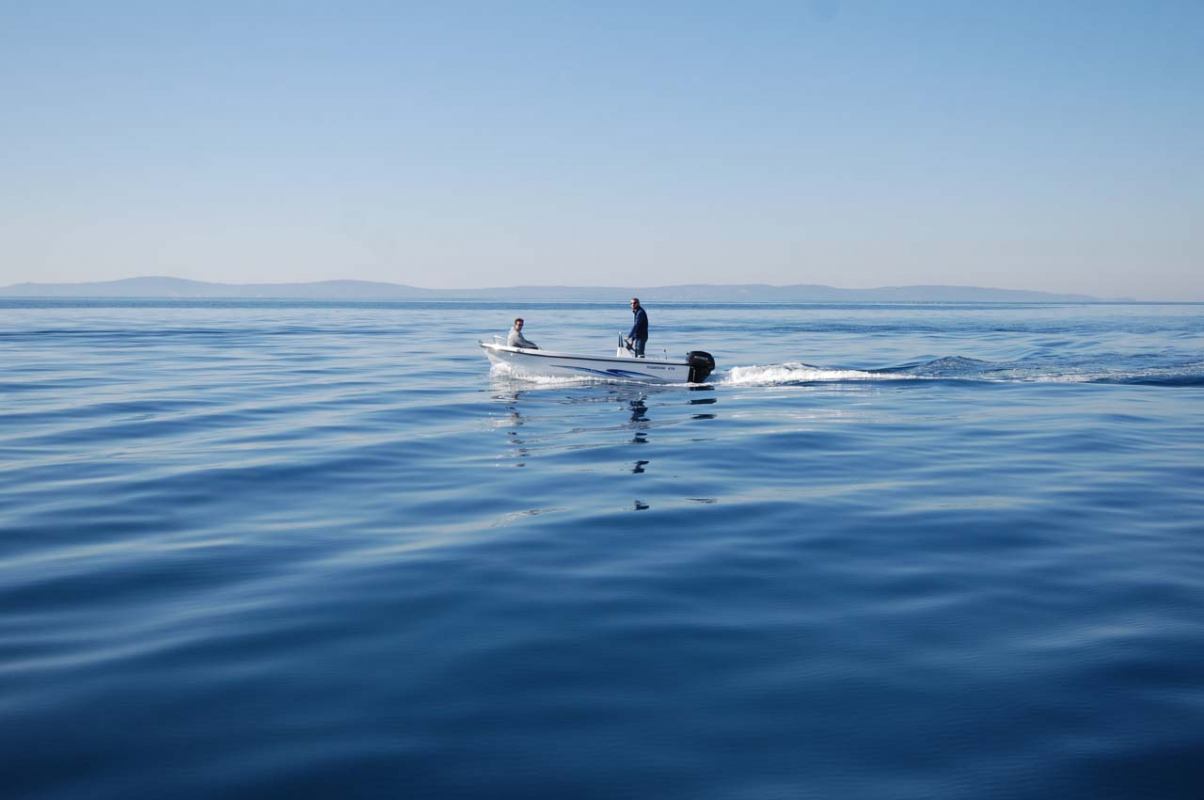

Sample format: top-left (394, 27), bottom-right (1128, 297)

top-left (506, 318), bottom-right (538, 349)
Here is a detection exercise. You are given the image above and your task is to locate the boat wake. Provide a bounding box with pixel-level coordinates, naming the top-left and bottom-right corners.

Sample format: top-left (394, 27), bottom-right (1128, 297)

top-left (716, 357), bottom-right (1204, 387)
top-left (721, 363), bottom-right (893, 385)
top-left (491, 354), bottom-right (1204, 388)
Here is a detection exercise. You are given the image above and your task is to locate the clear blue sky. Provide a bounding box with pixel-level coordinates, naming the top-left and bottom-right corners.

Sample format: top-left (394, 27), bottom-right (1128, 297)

top-left (2, 1), bottom-right (1201, 298)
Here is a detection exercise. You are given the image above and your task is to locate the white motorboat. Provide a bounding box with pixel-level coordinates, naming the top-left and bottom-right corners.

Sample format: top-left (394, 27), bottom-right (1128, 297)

top-left (481, 337), bottom-right (715, 384)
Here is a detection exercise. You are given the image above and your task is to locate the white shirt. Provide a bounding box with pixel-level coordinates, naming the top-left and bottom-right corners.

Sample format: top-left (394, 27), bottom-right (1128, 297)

top-left (507, 327), bottom-right (538, 349)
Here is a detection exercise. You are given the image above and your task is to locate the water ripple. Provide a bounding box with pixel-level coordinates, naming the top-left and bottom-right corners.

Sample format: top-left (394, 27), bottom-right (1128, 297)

top-left (2, 301), bottom-right (1203, 799)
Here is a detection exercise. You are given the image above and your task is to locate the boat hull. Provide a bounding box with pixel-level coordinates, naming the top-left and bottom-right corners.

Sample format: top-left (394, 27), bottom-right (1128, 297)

top-left (481, 342), bottom-right (697, 383)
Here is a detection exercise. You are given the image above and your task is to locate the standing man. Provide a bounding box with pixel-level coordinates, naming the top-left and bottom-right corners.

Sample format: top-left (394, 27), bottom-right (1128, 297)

top-left (626, 298), bottom-right (648, 357)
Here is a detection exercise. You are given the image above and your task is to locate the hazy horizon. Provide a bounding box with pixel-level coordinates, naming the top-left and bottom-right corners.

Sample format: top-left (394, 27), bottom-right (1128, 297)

top-left (0, 274), bottom-right (1134, 303)
top-left (0, 274), bottom-right (1186, 303)
top-left (3, 2), bottom-right (1202, 301)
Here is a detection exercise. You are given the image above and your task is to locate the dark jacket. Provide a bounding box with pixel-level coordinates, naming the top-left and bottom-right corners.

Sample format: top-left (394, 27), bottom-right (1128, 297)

top-left (629, 306), bottom-right (648, 341)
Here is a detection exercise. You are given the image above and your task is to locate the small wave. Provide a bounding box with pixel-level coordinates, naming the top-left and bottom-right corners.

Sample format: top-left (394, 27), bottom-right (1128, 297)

top-left (1119, 376), bottom-right (1204, 387)
top-left (1092, 369), bottom-right (1204, 387)
top-left (880, 356), bottom-right (1204, 386)
top-left (996, 360), bottom-right (1204, 386)
top-left (902, 356), bottom-right (996, 377)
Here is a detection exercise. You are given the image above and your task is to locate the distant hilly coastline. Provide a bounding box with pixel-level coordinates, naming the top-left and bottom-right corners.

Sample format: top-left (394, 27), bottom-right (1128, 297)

top-left (0, 276), bottom-right (1107, 303)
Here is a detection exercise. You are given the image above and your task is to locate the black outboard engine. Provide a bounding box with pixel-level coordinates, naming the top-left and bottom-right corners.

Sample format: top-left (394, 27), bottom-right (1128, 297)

top-left (686, 351), bottom-right (716, 383)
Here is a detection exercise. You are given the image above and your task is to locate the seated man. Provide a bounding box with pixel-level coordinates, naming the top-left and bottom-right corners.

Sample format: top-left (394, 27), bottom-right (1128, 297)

top-left (506, 317), bottom-right (538, 349)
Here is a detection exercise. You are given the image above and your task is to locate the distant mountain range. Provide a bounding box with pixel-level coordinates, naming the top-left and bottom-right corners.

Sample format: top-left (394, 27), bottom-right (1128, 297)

top-left (0, 276), bottom-right (1107, 302)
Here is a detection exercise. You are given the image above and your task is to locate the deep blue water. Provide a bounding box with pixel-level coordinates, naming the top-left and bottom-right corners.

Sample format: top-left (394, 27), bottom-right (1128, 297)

top-left (2, 299), bottom-right (1203, 799)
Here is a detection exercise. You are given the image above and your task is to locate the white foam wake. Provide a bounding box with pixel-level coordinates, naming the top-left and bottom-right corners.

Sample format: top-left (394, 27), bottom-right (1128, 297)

top-left (720, 362), bottom-right (895, 386)
top-left (490, 362), bottom-right (586, 385)
top-left (491, 360), bottom-right (903, 388)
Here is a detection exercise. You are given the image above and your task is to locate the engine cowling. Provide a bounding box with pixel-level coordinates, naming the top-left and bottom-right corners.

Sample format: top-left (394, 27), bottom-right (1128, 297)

top-left (686, 351), bottom-right (715, 383)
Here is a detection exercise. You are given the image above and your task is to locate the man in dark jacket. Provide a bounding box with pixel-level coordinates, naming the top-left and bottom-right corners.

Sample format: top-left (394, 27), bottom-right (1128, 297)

top-left (626, 298), bottom-right (648, 357)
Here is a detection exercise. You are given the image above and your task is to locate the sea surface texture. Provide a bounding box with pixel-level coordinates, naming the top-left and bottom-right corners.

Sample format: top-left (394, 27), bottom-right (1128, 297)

top-left (2, 300), bottom-right (1203, 800)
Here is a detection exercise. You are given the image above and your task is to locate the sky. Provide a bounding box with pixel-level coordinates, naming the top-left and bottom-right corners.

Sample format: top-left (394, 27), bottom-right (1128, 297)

top-left (1, 1), bottom-right (1201, 299)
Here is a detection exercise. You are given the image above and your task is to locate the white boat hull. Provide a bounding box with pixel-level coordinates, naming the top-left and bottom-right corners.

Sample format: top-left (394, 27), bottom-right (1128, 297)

top-left (481, 342), bottom-right (710, 383)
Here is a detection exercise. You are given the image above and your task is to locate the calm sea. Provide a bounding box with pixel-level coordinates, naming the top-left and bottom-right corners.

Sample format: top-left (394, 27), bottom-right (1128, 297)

top-left (2, 299), bottom-right (1203, 799)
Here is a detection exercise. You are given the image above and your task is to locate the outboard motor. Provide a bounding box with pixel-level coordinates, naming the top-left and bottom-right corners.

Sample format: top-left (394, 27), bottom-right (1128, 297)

top-left (686, 351), bottom-right (716, 383)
